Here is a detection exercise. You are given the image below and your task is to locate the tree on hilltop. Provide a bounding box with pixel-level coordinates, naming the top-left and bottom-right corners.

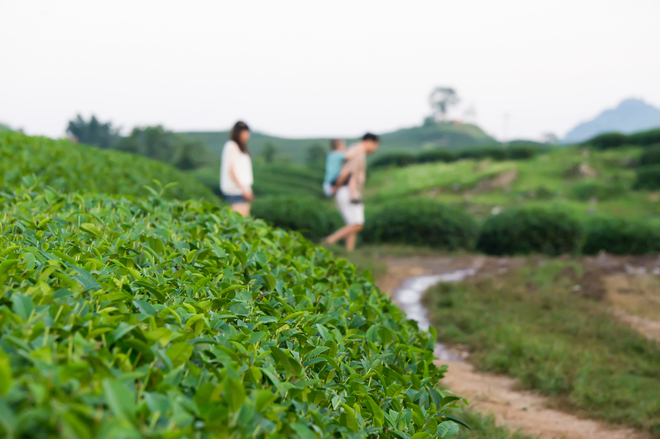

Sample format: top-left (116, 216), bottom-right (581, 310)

top-left (429, 87), bottom-right (460, 123)
top-left (66, 115), bottom-right (120, 149)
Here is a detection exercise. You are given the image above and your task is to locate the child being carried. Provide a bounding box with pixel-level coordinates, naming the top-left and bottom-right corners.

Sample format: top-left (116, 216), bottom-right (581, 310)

top-left (323, 139), bottom-right (364, 202)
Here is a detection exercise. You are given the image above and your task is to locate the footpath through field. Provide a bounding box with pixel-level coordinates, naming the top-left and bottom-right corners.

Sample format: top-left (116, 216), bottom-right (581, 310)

top-left (377, 255), bottom-right (658, 439)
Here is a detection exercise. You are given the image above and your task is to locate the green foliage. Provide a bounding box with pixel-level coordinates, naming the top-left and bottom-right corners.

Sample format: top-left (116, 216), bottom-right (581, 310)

top-left (582, 216), bottom-right (660, 255)
top-left (586, 132), bottom-right (628, 149)
top-left (362, 199), bottom-right (479, 250)
top-left (424, 261), bottom-right (660, 435)
top-left (262, 142), bottom-right (277, 163)
top-left (569, 180), bottom-right (627, 201)
top-left (371, 152), bottom-right (418, 168)
top-left (639, 145), bottom-right (660, 166)
top-left (0, 132), bottom-right (216, 201)
top-left (586, 128), bottom-right (660, 149)
top-left (634, 165), bottom-right (660, 190)
top-left (371, 147), bottom-right (540, 169)
top-left (306, 143), bottom-right (327, 167)
top-left (0, 187), bottom-right (463, 438)
top-left (252, 195), bottom-right (342, 241)
top-left (628, 128), bottom-right (660, 146)
top-left (477, 207), bottom-right (584, 256)
top-left (417, 149), bottom-right (457, 164)
top-left (192, 162), bottom-right (325, 199)
top-left (66, 114), bottom-right (120, 150)
top-left (116, 125), bottom-right (211, 170)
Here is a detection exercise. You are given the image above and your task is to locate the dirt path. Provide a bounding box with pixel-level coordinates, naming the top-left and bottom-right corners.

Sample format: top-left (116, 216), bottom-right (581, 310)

top-left (377, 255), bottom-right (655, 439)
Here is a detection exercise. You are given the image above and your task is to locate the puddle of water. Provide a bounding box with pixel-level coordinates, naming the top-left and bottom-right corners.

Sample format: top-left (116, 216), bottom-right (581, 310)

top-left (394, 269), bottom-right (477, 361)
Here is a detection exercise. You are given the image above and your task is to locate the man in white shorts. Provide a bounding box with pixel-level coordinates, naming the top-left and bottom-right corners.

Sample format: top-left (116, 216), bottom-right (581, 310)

top-left (322, 133), bottom-right (380, 252)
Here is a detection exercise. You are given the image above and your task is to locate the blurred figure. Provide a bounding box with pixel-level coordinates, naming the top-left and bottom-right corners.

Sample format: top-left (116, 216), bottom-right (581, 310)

top-left (323, 133), bottom-right (380, 251)
top-left (323, 139), bottom-right (347, 196)
top-left (322, 138), bottom-right (365, 200)
top-left (220, 121), bottom-right (254, 217)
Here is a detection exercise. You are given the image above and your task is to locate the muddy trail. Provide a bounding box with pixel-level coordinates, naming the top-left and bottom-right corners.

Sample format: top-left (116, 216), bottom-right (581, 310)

top-left (377, 254), bottom-right (660, 439)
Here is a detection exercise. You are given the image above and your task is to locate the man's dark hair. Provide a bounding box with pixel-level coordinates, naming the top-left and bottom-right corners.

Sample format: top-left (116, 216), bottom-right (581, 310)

top-left (230, 121), bottom-right (250, 154)
top-left (362, 132), bottom-right (379, 142)
top-left (330, 139), bottom-right (342, 150)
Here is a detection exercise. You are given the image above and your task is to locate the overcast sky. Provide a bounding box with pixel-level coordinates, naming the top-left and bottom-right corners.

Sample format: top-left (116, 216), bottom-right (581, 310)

top-left (1, 0), bottom-right (659, 141)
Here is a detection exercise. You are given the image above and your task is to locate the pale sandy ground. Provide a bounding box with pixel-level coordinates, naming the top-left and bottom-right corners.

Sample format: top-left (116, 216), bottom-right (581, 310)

top-left (377, 255), bottom-right (658, 439)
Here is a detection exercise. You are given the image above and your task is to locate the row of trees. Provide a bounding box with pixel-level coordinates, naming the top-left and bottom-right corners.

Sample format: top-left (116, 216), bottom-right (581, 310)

top-left (66, 115), bottom-right (211, 170)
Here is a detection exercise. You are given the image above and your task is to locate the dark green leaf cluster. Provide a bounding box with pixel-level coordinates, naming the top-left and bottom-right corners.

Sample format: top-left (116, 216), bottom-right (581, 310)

top-left (0, 188), bottom-right (463, 438)
top-left (477, 207), bottom-right (584, 256)
top-left (584, 128), bottom-right (660, 149)
top-left (371, 146), bottom-right (540, 169)
top-left (251, 195), bottom-right (343, 241)
top-left (582, 216), bottom-right (660, 255)
top-left (0, 132), bottom-right (216, 201)
top-left (634, 165), bottom-right (660, 190)
top-left (363, 200), bottom-right (479, 250)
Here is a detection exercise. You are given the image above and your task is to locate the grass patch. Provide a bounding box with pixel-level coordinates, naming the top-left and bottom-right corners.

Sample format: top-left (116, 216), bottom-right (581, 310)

top-left (424, 261), bottom-right (660, 436)
top-left (456, 410), bottom-right (533, 439)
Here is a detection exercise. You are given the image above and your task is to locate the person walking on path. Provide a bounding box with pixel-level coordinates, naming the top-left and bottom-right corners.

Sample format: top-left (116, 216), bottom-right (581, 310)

top-left (220, 121), bottom-right (254, 217)
top-left (323, 133), bottom-right (380, 251)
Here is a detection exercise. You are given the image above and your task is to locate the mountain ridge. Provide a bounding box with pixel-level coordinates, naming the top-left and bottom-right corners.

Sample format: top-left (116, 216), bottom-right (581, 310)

top-left (563, 98), bottom-right (660, 144)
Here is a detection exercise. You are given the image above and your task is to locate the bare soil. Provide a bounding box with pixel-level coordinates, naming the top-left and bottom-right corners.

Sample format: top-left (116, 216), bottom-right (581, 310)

top-left (376, 253), bottom-right (659, 439)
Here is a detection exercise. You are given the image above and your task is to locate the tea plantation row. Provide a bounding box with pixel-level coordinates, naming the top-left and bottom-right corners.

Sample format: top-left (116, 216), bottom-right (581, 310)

top-left (254, 196), bottom-right (660, 256)
top-left (0, 186), bottom-right (466, 438)
top-left (0, 132), bottom-right (216, 201)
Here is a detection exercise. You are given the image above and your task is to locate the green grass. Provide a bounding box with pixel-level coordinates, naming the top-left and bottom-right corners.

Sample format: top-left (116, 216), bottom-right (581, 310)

top-left (180, 123), bottom-right (496, 165)
top-left (456, 411), bottom-right (534, 439)
top-left (424, 261), bottom-right (660, 436)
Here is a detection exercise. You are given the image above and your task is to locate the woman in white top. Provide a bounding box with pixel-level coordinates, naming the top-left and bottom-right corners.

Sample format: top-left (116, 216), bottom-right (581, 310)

top-left (220, 121), bottom-right (254, 217)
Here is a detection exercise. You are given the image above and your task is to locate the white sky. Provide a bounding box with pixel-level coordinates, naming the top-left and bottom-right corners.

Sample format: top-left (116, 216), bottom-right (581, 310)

top-left (1, 0), bottom-right (659, 141)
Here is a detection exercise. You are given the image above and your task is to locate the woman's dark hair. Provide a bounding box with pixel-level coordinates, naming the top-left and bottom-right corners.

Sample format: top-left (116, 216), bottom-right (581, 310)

top-left (230, 121), bottom-right (250, 154)
top-left (362, 132), bottom-right (380, 142)
top-left (330, 139), bottom-right (342, 150)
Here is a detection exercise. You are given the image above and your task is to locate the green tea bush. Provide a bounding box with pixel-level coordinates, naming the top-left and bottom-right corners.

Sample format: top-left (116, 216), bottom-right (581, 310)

top-left (633, 165), bottom-right (660, 190)
top-left (638, 145), bottom-right (660, 167)
top-left (586, 132), bottom-right (628, 149)
top-left (371, 152), bottom-right (417, 169)
top-left (0, 132), bottom-right (216, 201)
top-left (362, 199), bottom-right (479, 250)
top-left (477, 207), bottom-right (584, 256)
top-left (251, 195), bottom-right (342, 241)
top-left (0, 187), bottom-right (465, 438)
top-left (417, 149), bottom-right (458, 164)
top-left (582, 216), bottom-right (660, 255)
top-left (628, 128), bottom-right (660, 146)
top-left (457, 147), bottom-right (508, 161)
top-left (569, 180), bottom-right (627, 201)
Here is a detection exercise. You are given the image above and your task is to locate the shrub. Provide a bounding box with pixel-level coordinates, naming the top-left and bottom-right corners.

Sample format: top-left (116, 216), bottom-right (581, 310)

top-left (586, 132), bottom-right (628, 149)
top-left (371, 151), bottom-right (417, 168)
top-left (417, 149), bottom-right (457, 163)
top-left (639, 145), bottom-right (660, 167)
top-left (628, 128), bottom-right (660, 146)
top-left (0, 131), bottom-right (216, 201)
top-left (633, 165), bottom-right (660, 190)
top-left (569, 180), bottom-right (627, 201)
top-left (508, 145), bottom-right (538, 160)
top-left (251, 195), bottom-right (342, 241)
top-left (477, 207), bottom-right (584, 256)
top-left (362, 199), bottom-right (479, 250)
top-left (0, 187), bottom-right (464, 437)
top-left (582, 216), bottom-right (660, 255)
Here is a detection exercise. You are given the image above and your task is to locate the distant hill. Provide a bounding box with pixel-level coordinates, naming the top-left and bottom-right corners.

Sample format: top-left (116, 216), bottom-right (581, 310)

top-left (0, 122), bottom-right (12, 132)
top-left (563, 98), bottom-right (660, 144)
top-left (180, 122), bottom-right (496, 164)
